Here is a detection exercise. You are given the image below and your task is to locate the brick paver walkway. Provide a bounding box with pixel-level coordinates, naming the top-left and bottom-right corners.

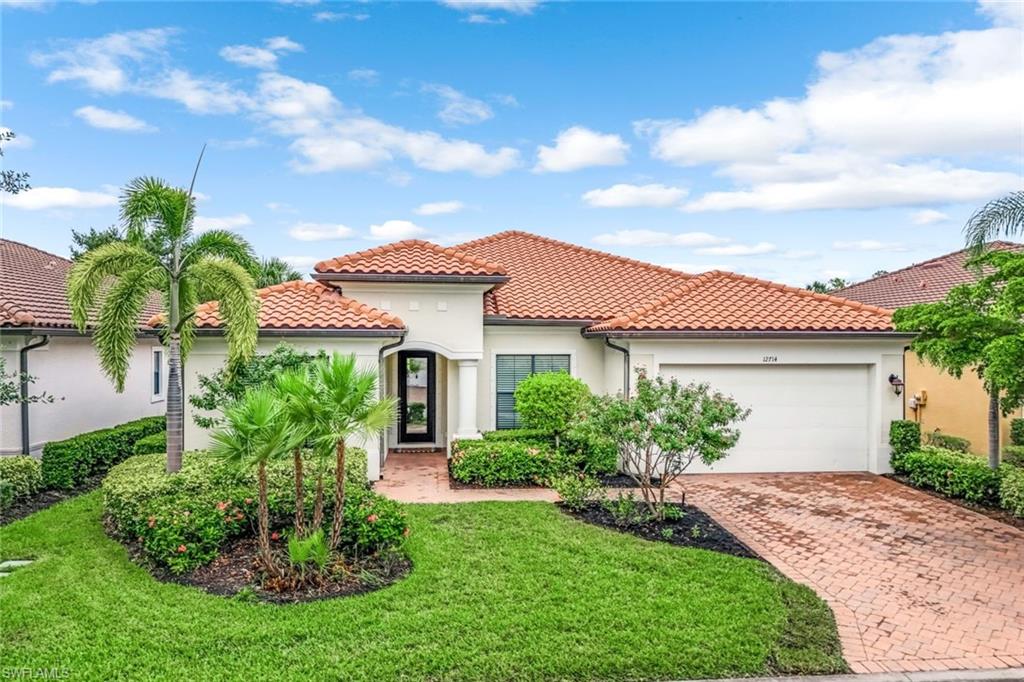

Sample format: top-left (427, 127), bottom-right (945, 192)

top-left (681, 473), bottom-right (1024, 675)
top-left (375, 450), bottom-right (558, 503)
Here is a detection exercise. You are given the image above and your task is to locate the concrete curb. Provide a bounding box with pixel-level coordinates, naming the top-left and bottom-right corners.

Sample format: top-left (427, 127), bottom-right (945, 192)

top-left (674, 668), bottom-right (1024, 682)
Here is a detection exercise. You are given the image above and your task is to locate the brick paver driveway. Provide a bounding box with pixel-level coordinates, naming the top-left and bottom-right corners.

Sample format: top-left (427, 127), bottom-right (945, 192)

top-left (682, 473), bottom-right (1024, 675)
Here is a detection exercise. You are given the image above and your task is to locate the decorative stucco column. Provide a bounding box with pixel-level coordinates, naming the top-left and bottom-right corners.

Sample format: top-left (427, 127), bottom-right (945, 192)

top-left (455, 358), bottom-right (482, 439)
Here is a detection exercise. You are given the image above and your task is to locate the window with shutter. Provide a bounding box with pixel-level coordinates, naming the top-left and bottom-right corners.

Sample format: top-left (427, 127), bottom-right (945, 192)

top-left (495, 354), bottom-right (570, 429)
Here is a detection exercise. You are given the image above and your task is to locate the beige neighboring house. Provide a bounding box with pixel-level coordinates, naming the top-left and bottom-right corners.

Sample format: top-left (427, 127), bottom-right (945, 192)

top-left (837, 242), bottom-right (1024, 454)
top-left (184, 231), bottom-right (911, 481)
top-left (0, 239), bottom-right (166, 456)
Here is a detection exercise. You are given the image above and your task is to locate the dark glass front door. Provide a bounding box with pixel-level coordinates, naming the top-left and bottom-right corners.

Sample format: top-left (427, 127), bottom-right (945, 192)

top-left (398, 351), bottom-right (435, 443)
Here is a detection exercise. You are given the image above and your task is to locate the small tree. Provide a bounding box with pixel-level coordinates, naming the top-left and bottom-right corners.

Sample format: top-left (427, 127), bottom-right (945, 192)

top-left (805, 277), bottom-right (849, 294)
top-left (514, 370), bottom-right (590, 448)
top-left (0, 357), bottom-right (55, 407)
top-left (591, 372), bottom-right (748, 520)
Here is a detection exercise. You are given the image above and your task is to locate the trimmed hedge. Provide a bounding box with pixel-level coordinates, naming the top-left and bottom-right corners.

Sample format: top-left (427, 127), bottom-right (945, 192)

top-left (889, 420), bottom-right (921, 462)
top-left (923, 430), bottom-right (970, 453)
top-left (1000, 465), bottom-right (1024, 518)
top-left (42, 416), bottom-right (166, 489)
top-left (102, 448), bottom-right (398, 574)
top-left (893, 446), bottom-right (1001, 505)
top-left (133, 431), bottom-right (167, 455)
top-left (1003, 445), bottom-right (1024, 468)
top-left (482, 429), bottom-right (618, 476)
top-left (1011, 418), bottom-right (1024, 447)
top-left (481, 429), bottom-right (552, 443)
top-left (0, 456), bottom-right (43, 510)
top-left (450, 438), bottom-right (564, 487)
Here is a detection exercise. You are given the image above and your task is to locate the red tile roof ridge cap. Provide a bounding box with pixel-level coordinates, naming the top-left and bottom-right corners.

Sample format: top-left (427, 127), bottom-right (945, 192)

top-left (314, 239), bottom-right (507, 274)
top-left (836, 241), bottom-right (1024, 294)
top-left (455, 230), bottom-right (695, 278)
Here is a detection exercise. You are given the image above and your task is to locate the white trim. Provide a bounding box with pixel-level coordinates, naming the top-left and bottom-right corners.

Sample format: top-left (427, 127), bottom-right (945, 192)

top-left (150, 347), bottom-right (165, 403)
top-left (383, 339), bottom-right (482, 361)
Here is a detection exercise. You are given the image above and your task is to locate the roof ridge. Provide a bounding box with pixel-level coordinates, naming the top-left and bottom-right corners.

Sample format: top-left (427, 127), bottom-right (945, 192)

top-left (838, 241), bottom-right (1024, 292)
top-left (315, 239), bottom-right (507, 274)
top-left (707, 270), bottom-right (894, 316)
top-left (455, 230), bottom-right (693, 279)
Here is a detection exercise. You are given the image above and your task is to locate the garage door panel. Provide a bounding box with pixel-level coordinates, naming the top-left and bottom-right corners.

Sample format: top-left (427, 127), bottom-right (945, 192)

top-left (659, 364), bottom-right (869, 473)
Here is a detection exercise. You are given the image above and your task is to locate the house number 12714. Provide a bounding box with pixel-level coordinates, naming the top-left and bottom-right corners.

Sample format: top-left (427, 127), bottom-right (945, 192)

top-left (762, 355), bottom-right (778, 363)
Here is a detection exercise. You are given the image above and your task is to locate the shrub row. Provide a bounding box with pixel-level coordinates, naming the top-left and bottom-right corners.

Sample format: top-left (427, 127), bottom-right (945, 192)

top-left (1000, 465), bottom-right (1024, 518)
top-left (41, 416), bottom-right (166, 489)
top-left (923, 430), bottom-right (971, 453)
top-left (1011, 418), bottom-right (1024, 447)
top-left (889, 420), bottom-right (921, 459)
top-left (892, 446), bottom-right (1002, 506)
top-left (102, 448), bottom-right (399, 574)
top-left (0, 456), bottom-right (43, 510)
top-left (133, 431), bottom-right (167, 456)
top-left (1003, 445), bottom-right (1024, 468)
top-left (450, 438), bottom-right (565, 487)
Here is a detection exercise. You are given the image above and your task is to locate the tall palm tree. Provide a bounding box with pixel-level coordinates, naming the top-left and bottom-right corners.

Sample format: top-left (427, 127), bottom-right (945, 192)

top-left (211, 387), bottom-right (301, 578)
top-left (252, 257), bottom-right (302, 288)
top-left (68, 176), bottom-right (260, 473)
top-left (311, 353), bottom-right (396, 551)
top-left (964, 191), bottom-right (1024, 252)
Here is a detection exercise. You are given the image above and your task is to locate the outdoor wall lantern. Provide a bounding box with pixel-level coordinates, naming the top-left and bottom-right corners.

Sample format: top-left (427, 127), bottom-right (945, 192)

top-left (888, 373), bottom-right (905, 396)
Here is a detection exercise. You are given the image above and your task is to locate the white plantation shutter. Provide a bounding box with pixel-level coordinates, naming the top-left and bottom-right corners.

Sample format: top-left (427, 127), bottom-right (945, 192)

top-left (495, 354), bottom-right (570, 429)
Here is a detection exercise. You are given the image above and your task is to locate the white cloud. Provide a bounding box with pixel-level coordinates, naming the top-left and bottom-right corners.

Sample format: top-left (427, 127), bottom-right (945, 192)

top-left (534, 126), bottom-right (628, 173)
top-left (314, 11), bottom-right (369, 22)
top-left (978, 0), bottom-right (1023, 28)
top-left (288, 222), bottom-right (354, 241)
top-left (695, 242), bottom-right (777, 256)
top-left (348, 68), bottom-right (379, 85)
top-left (0, 100), bottom-right (12, 110)
top-left (266, 201), bottom-right (297, 212)
top-left (210, 137), bottom-right (263, 150)
top-left (422, 83), bottom-right (493, 125)
top-left (220, 37), bottom-right (303, 70)
top-left (464, 13), bottom-right (505, 24)
top-left (582, 183), bottom-right (687, 208)
top-left (414, 200), bottom-right (465, 216)
top-left (642, 13), bottom-right (1024, 212)
top-left (592, 230), bottom-right (728, 248)
top-left (911, 209), bottom-right (950, 225)
top-left (440, 0), bottom-right (540, 14)
top-left (31, 28), bottom-right (175, 94)
top-left (370, 220), bottom-right (427, 240)
top-left (0, 127), bottom-right (34, 149)
top-left (148, 69), bottom-right (250, 114)
top-left (833, 240), bottom-right (908, 252)
top-left (265, 36), bottom-right (303, 53)
top-left (429, 231), bottom-right (483, 246)
top-left (74, 105), bottom-right (156, 132)
top-left (193, 213), bottom-right (253, 233)
top-left (492, 94), bottom-right (519, 107)
top-left (1, 0), bottom-right (53, 10)
top-left (4, 186), bottom-right (118, 210)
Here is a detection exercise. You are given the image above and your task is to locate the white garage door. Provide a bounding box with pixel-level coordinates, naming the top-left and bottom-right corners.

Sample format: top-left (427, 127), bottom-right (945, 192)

top-left (659, 364), bottom-right (869, 473)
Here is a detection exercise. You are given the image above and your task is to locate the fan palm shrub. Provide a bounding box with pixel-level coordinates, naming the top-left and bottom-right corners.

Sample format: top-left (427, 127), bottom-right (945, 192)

top-left (68, 176), bottom-right (259, 473)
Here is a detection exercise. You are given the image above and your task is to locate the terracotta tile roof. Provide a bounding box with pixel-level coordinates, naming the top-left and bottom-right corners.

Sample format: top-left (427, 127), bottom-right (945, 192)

top-left (455, 231), bottom-right (692, 321)
top-left (836, 242), bottom-right (1023, 309)
top-left (1, 238), bottom-right (160, 330)
top-left (314, 240), bottom-right (507, 280)
top-left (185, 280), bottom-right (405, 333)
top-left (585, 271), bottom-right (894, 334)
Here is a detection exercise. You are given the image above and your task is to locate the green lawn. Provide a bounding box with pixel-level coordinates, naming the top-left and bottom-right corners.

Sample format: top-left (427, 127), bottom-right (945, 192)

top-left (0, 493), bottom-right (845, 681)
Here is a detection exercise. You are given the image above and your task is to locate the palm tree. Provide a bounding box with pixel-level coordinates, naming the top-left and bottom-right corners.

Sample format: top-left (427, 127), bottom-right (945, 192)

top-left (211, 387), bottom-right (301, 578)
top-left (311, 353), bottom-right (396, 551)
top-left (964, 191), bottom-right (1024, 252)
top-left (274, 367), bottom-right (325, 537)
top-left (252, 257), bottom-right (302, 288)
top-left (68, 176), bottom-right (260, 473)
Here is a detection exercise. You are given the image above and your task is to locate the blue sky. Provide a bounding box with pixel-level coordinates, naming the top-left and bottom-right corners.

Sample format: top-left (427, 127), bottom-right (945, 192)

top-left (2, 0), bottom-right (1021, 286)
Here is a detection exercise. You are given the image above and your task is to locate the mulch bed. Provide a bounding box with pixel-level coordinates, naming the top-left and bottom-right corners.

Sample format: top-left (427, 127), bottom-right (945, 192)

top-left (883, 473), bottom-right (1024, 530)
top-left (561, 501), bottom-right (762, 560)
top-left (1, 474), bottom-right (105, 526)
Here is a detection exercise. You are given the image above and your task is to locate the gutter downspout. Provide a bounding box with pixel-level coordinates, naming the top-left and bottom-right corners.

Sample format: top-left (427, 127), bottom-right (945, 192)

top-left (378, 332), bottom-right (407, 478)
top-left (604, 337), bottom-right (630, 398)
top-left (19, 335), bottom-right (50, 454)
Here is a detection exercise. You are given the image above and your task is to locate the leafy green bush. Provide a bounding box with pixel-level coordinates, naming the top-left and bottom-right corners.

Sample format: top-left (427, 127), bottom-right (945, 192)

top-left (450, 438), bottom-right (564, 486)
top-left (923, 430), bottom-right (970, 453)
top-left (41, 416), bottom-right (166, 489)
top-left (481, 429), bottom-right (552, 443)
top-left (552, 472), bottom-right (604, 511)
top-left (1011, 418), bottom-right (1024, 446)
top-left (999, 464), bottom-right (1024, 518)
top-left (133, 431), bottom-right (167, 455)
top-left (103, 447), bottom-right (394, 573)
top-left (514, 371), bottom-right (590, 446)
top-left (602, 491), bottom-right (649, 527)
top-left (562, 400), bottom-right (619, 475)
top-left (888, 420), bottom-right (921, 463)
top-left (893, 446), bottom-right (1001, 505)
top-left (1002, 445), bottom-right (1024, 468)
top-left (0, 456), bottom-right (43, 510)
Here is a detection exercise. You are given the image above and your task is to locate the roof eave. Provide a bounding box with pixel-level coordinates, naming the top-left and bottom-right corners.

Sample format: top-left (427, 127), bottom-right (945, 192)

top-left (194, 327), bottom-right (406, 338)
top-left (582, 329), bottom-right (915, 339)
top-left (312, 273), bottom-right (509, 285)
top-left (484, 315), bottom-right (595, 327)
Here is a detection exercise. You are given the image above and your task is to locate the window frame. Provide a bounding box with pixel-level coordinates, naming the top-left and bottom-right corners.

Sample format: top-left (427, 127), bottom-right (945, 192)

top-left (494, 353), bottom-right (571, 430)
top-left (151, 346), bottom-right (165, 403)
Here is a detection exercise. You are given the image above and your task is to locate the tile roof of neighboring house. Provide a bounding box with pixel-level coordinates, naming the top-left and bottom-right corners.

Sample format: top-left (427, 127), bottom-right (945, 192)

top-left (314, 239), bottom-right (508, 281)
top-left (585, 271), bottom-right (894, 334)
top-left (185, 280), bottom-right (405, 333)
top-left (0, 238), bottom-right (161, 330)
top-left (836, 242), bottom-right (1024, 309)
top-left (455, 231), bottom-right (692, 321)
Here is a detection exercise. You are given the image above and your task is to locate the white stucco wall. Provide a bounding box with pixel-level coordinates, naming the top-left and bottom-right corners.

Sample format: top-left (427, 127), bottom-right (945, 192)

top-left (182, 335), bottom-right (390, 480)
top-left (0, 334), bottom-right (165, 455)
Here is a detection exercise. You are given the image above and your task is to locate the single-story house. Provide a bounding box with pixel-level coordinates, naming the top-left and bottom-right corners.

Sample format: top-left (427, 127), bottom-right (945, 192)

top-left (0, 239), bottom-right (166, 456)
top-left (184, 231), bottom-right (909, 480)
top-left (837, 241), bottom-right (1024, 453)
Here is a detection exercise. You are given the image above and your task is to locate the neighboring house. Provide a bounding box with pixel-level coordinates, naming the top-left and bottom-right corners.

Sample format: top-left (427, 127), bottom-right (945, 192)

top-left (0, 239), bottom-right (166, 456)
top-left (837, 242), bottom-right (1024, 454)
top-left (185, 231), bottom-right (909, 480)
